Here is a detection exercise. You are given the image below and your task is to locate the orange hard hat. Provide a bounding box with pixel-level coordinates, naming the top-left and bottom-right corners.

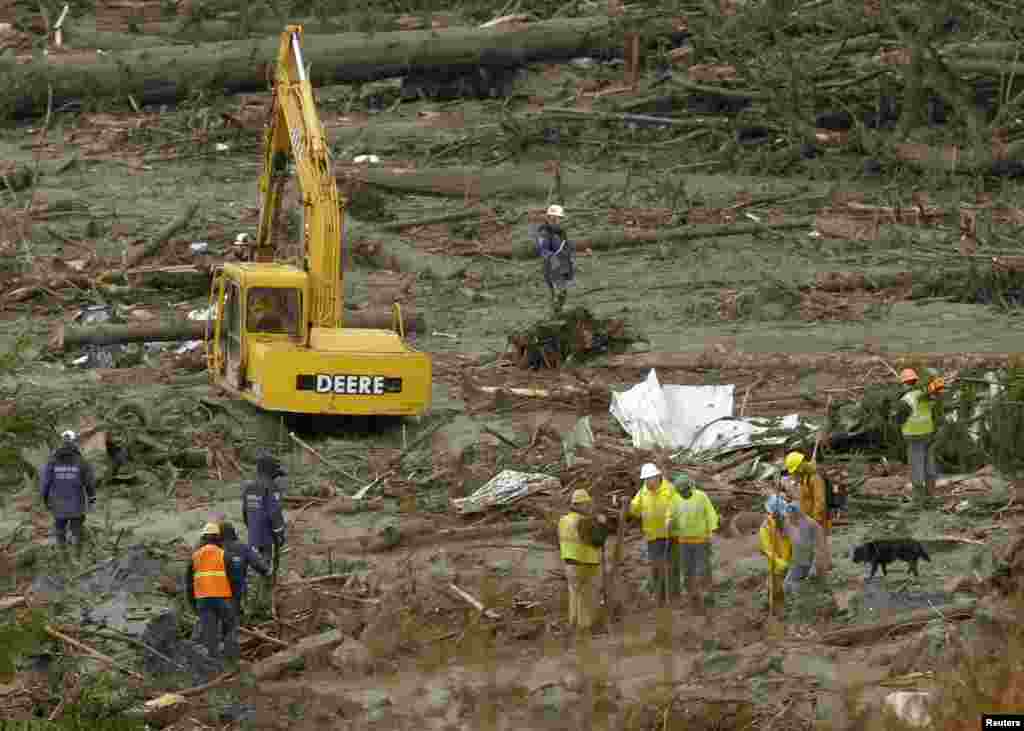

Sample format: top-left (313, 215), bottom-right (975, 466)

top-left (899, 368), bottom-right (918, 384)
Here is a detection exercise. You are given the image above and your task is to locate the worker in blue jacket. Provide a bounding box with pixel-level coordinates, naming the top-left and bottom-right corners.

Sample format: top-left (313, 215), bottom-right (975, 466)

top-left (242, 454), bottom-right (287, 564)
top-left (220, 521), bottom-right (270, 623)
top-left (531, 204), bottom-right (576, 314)
top-left (40, 430), bottom-right (96, 559)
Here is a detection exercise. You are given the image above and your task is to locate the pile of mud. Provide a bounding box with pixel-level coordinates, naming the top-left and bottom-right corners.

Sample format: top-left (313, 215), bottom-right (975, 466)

top-left (507, 306), bottom-right (640, 369)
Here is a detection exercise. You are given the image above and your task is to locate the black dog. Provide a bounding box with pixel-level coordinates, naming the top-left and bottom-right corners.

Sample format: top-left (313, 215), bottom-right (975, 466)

top-left (851, 539), bottom-right (931, 579)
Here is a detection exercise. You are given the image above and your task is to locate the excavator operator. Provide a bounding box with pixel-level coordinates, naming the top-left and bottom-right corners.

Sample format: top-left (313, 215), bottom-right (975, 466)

top-left (247, 287), bottom-right (299, 336)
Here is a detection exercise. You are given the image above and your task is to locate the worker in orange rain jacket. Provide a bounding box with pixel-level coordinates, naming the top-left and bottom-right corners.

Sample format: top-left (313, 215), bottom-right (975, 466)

top-left (558, 488), bottom-right (609, 633)
top-left (785, 451), bottom-right (831, 577)
top-left (185, 522), bottom-right (238, 664)
top-left (760, 494), bottom-right (793, 619)
top-left (628, 463), bottom-right (683, 606)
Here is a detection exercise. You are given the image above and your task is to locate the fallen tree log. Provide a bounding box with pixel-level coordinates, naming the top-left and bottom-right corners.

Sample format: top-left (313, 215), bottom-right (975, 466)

top-left (123, 201), bottom-right (200, 270)
top-left (821, 601), bottom-right (976, 646)
top-left (352, 165), bottom-right (815, 206)
top-left (0, 596), bottom-right (26, 611)
top-left (0, 16), bottom-right (630, 119)
top-left (351, 164), bottom-right (609, 199)
top-left (607, 351), bottom-right (1017, 373)
top-left (293, 518), bottom-right (547, 559)
top-left (65, 14), bottom-right (466, 49)
top-left (51, 308), bottom-right (426, 350)
top-left (250, 628), bottom-right (345, 681)
top-left (491, 218), bottom-right (816, 259)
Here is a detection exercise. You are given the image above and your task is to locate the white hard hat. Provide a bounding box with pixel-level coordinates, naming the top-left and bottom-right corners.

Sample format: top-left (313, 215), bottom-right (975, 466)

top-left (234, 232), bottom-right (251, 246)
top-left (61, 430), bottom-right (77, 442)
top-left (640, 463), bottom-right (661, 480)
top-left (546, 204), bottom-right (565, 218)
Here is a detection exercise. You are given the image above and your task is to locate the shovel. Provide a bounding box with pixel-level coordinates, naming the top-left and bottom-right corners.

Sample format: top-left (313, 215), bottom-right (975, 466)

top-left (765, 525), bottom-right (784, 639)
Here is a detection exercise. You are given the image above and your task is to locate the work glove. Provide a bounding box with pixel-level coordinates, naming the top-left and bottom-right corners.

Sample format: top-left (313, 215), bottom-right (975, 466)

top-left (597, 515), bottom-right (608, 525)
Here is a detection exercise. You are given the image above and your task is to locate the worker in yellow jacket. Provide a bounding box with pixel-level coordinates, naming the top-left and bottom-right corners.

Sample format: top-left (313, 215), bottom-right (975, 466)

top-left (558, 488), bottom-right (609, 632)
top-left (785, 451), bottom-right (831, 577)
top-left (896, 368), bottom-right (943, 503)
top-left (665, 473), bottom-right (719, 612)
top-left (628, 463), bottom-right (682, 605)
top-left (759, 494), bottom-right (793, 619)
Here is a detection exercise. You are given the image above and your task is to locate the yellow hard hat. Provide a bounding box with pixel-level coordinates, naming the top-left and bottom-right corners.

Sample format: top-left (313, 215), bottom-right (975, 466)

top-left (784, 452), bottom-right (805, 475)
top-left (200, 522), bottom-right (221, 537)
top-left (571, 488), bottom-right (592, 505)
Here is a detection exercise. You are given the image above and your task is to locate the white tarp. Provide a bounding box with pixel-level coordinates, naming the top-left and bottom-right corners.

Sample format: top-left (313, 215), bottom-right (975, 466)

top-left (609, 368), bottom-right (803, 454)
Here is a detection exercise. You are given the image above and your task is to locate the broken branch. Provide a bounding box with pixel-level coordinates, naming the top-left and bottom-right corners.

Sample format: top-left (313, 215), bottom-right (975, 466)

top-left (821, 601), bottom-right (976, 646)
top-left (447, 583), bottom-right (502, 620)
top-left (288, 432), bottom-right (360, 482)
top-left (44, 625), bottom-right (145, 680)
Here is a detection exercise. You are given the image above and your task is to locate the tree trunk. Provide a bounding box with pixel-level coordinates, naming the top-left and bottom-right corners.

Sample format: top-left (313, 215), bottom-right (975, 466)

top-left (505, 219), bottom-right (816, 259)
top-left (606, 351), bottom-right (1014, 373)
top-left (65, 14), bottom-right (466, 49)
top-left (352, 163), bottom-right (616, 200)
top-left (51, 307), bottom-right (426, 350)
top-left (123, 201), bottom-right (200, 269)
top-left (821, 601), bottom-right (975, 646)
top-left (0, 17), bottom-right (621, 119)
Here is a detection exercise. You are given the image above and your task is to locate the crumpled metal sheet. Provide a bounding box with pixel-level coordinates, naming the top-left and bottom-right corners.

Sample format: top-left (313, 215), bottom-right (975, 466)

top-left (451, 469), bottom-right (561, 515)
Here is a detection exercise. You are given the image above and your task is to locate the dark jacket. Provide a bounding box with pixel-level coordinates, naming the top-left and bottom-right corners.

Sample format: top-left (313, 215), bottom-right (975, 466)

top-left (535, 223), bottom-right (567, 258)
top-left (221, 523), bottom-right (270, 597)
top-left (40, 445), bottom-right (96, 519)
top-left (576, 515), bottom-right (610, 549)
top-left (184, 538), bottom-right (237, 609)
top-left (242, 475), bottom-right (286, 549)
top-left (534, 223), bottom-right (576, 289)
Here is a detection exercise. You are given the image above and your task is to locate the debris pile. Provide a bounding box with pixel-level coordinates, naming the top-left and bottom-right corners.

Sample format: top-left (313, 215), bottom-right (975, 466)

top-left (506, 306), bottom-right (639, 369)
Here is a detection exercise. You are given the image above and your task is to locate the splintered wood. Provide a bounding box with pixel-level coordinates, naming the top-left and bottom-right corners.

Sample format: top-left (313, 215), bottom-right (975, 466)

top-left (96, 0), bottom-right (163, 33)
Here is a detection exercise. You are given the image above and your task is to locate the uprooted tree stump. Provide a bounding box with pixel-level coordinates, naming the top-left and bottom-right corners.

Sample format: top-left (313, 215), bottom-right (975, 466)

top-left (506, 306), bottom-right (640, 369)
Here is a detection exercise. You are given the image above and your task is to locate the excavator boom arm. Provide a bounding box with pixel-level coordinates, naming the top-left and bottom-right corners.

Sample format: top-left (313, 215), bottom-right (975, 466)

top-left (253, 25), bottom-right (344, 332)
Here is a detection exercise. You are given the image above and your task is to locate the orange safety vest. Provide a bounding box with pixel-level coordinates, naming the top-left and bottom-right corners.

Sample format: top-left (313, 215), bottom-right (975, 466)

top-left (192, 544), bottom-right (232, 599)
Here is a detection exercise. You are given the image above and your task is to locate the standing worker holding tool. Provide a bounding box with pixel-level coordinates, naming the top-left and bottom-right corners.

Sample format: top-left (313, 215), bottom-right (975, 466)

top-left (40, 430), bottom-right (97, 562)
top-left (185, 522), bottom-right (239, 667)
top-left (558, 488), bottom-right (609, 634)
top-left (896, 368), bottom-right (944, 504)
top-left (760, 494), bottom-right (793, 620)
top-left (628, 464), bottom-right (682, 606)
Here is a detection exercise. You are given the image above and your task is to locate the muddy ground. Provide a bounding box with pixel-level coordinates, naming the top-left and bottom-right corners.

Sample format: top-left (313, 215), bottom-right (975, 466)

top-left (3, 4), bottom-right (1024, 730)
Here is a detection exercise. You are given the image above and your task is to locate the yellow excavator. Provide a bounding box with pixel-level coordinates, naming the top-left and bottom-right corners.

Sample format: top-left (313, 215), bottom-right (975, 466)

top-left (204, 25), bottom-right (431, 417)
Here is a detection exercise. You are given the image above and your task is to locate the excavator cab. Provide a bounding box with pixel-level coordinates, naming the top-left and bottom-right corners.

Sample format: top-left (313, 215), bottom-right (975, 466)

top-left (204, 24), bottom-right (431, 419)
top-left (208, 264), bottom-right (307, 391)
